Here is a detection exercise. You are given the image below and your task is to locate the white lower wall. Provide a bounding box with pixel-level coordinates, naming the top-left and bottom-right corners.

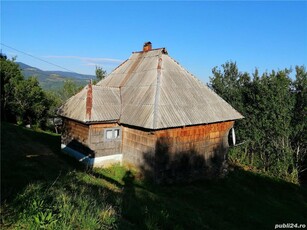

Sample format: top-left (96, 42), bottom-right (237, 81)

top-left (61, 144), bottom-right (122, 167)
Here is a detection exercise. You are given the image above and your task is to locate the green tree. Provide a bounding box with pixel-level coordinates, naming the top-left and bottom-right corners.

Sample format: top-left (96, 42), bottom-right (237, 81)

top-left (209, 62), bottom-right (250, 143)
top-left (209, 62), bottom-right (298, 182)
top-left (45, 90), bottom-right (62, 118)
top-left (94, 66), bottom-right (107, 84)
top-left (252, 70), bottom-right (295, 177)
top-left (0, 54), bottom-right (23, 122)
top-left (1, 54), bottom-right (56, 129)
top-left (58, 80), bottom-right (81, 101)
top-left (14, 77), bottom-right (51, 127)
top-left (292, 66), bottom-right (307, 176)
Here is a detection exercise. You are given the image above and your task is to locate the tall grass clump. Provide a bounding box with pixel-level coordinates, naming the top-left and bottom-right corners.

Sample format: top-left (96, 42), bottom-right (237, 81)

top-left (3, 171), bottom-right (119, 229)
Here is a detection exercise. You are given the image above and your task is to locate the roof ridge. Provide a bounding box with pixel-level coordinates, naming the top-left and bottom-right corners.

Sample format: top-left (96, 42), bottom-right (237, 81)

top-left (167, 54), bottom-right (204, 86)
top-left (152, 52), bottom-right (163, 129)
top-left (132, 47), bottom-right (165, 54)
top-left (119, 52), bottom-right (143, 87)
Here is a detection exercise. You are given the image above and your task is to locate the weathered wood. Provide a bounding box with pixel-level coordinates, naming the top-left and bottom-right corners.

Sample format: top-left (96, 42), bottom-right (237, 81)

top-left (62, 119), bottom-right (89, 146)
top-left (62, 118), bottom-right (234, 180)
top-left (121, 121), bottom-right (234, 170)
top-left (89, 123), bottom-right (122, 157)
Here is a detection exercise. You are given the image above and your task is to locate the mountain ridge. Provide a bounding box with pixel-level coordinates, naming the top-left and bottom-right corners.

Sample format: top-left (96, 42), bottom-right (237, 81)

top-left (17, 62), bottom-right (93, 90)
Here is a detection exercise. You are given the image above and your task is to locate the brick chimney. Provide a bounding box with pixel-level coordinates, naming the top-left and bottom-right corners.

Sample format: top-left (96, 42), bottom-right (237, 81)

top-left (86, 80), bottom-right (92, 120)
top-left (143, 41), bottom-right (152, 52)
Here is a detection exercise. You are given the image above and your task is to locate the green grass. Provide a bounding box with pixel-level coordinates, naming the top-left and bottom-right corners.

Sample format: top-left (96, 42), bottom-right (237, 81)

top-left (1, 122), bottom-right (307, 229)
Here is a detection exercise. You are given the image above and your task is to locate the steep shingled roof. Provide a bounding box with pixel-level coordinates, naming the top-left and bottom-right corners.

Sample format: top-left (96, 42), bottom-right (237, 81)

top-left (59, 47), bottom-right (243, 129)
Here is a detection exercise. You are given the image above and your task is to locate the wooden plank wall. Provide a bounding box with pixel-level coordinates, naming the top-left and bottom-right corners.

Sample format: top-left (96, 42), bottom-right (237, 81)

top-left (121, 121), bottom-right (234, 168)
top-left (62, 119), bottom-right (89, 146)
top-left (62, 118), bottom-right (234, 170)
top-left (122, 126), bottom-right (157, 167)
top-left (61, 119), bottom-right (93, 156)
top-left (155, 121), bottom-right (234, 160)
top-left (89, 123), bottom-right (122, 157)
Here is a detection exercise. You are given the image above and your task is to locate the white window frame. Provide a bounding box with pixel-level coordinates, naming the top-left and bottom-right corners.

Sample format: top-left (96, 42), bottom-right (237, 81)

top-left (104, 128), bottom-right (122, 141)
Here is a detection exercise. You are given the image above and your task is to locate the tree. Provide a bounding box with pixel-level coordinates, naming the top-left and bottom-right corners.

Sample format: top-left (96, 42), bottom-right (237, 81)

top-left (209, 61), bottom-right (250, 143)
top-left (14, 77), bottom-right (51, 127)
top-left (292, 66), bottom-right (307, 177)
top-left (1, 54), bottom-right (23, 122)
top-left (252, 70), bottom-right (295, 177)
top-left (58, 80), bottom-right (81, 101)
top-left (1, 54), bottom-right (55, 128)
top-left (209, 62), bottom-right (298, 182)
top-left (94, 66), bottom-right (107, 84)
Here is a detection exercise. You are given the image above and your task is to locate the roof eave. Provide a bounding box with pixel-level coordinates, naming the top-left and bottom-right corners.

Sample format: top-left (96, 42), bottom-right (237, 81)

top-left (59, 115), bottom-right (119, 125)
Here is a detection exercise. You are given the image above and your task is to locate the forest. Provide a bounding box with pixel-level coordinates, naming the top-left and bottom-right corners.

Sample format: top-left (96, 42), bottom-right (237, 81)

top-left (209, 62), bottom-right (306, 183)
top-left (1, 54), bottom-right (306, 183)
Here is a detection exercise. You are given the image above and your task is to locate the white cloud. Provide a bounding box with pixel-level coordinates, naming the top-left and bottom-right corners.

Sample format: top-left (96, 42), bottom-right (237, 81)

top-left (44, 55), bottom-right (123, 66)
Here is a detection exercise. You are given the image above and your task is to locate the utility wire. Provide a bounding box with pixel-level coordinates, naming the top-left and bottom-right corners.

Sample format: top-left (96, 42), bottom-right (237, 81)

top-left (1, 43), bottom-right (85, 75)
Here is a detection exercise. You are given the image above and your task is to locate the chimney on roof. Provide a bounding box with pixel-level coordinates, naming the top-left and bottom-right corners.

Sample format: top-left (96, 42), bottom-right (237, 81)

top-left (143, 41), bottom-right (152, 52)
top-left (86, 80), bottom-right (92, 120)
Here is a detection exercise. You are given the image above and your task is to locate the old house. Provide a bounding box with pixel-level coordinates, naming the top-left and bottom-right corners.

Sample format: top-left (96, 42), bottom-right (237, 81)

top-left (58, 42), bottom-right (243, 180)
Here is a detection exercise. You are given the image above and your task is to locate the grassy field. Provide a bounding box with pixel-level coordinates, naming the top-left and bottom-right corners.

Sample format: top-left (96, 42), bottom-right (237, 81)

top-left (1, 122), bottom-right (307, 229)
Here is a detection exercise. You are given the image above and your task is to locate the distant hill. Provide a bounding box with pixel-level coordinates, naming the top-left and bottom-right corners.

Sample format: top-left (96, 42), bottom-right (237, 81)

top-left (17, 62), bottom-right (93, 90)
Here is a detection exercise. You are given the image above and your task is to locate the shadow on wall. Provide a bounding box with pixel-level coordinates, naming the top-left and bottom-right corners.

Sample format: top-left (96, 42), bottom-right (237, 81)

top-left (140, 137), bottom-right (229, 184)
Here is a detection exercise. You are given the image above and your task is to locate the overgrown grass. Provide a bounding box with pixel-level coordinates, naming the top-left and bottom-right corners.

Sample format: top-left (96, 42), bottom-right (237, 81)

top-left (1, 122), bottom-right (307, 229)
top-left (228, 145), bottom-right (300, 184)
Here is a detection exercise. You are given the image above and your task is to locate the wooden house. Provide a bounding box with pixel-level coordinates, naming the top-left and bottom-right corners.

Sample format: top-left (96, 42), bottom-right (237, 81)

top-left (58, 42), bottom-right (243, 181)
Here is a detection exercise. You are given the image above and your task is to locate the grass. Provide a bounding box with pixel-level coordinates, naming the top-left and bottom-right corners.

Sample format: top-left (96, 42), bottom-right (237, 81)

top-left (1, 122), bottom-right (307, 229)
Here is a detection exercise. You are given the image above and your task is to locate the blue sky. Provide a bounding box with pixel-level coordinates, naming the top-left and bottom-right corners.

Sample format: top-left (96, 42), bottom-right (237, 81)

top-left (1, 1), bottom-right (306, 82)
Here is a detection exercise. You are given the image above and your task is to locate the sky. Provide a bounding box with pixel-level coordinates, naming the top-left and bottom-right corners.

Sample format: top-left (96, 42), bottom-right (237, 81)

top-left (1, 1), bottom-right (306, 83)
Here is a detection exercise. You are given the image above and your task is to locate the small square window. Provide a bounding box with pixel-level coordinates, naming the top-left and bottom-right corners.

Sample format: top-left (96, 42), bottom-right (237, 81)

top-left (104, 127), bottom-right (121, 141)
top-left (106, 130), bottom-right (113, 139)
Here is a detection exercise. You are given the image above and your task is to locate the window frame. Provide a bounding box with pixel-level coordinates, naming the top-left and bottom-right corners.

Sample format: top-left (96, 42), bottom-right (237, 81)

top-left (104, 127), bottom-right (122, 141)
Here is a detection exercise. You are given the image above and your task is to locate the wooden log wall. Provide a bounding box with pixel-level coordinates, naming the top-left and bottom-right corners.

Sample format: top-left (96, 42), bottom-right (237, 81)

top-left (89, 123), bottom-right (122, 157)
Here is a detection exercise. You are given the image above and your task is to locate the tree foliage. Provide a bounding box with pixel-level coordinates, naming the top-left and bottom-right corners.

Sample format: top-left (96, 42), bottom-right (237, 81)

top-left (1, 54), bottom-right (23, 122)
top-left (93, 66), bottom-right (107, 85)
top-left (14, 77), bottom-right (51, 127)
top-left (58, 80), bottom-right (81, 101)
top-left (209, 62), bottom-right (306, 183)
top-left (292, 66), bottom-right (307, 175)
top-left (1, 55), bottom-right (52, 128)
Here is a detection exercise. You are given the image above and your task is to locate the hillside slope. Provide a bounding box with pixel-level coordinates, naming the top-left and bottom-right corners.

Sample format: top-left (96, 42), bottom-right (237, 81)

top-left (17, 62), bottom-right (92, 90)
top-left (1, 123), bottom-right (307, 229)
top-left (1, 122), bottom-right (77, 201)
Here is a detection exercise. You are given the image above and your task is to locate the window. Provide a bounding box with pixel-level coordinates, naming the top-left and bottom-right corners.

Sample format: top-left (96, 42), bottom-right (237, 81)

top-left (104, 128), bottom-right (121, 141)
top-left (106, 130), bottom-right (113, 139)
top-left (114, 129), bottom-right (120, 138)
